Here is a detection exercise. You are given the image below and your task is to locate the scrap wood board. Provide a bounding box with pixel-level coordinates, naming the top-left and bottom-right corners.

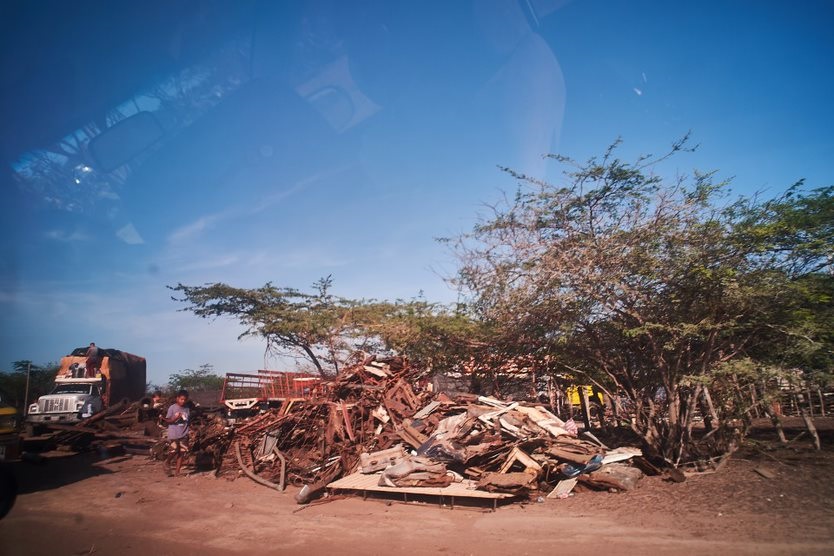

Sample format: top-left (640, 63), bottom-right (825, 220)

top-left (328, 471), bottom-right (515, 501)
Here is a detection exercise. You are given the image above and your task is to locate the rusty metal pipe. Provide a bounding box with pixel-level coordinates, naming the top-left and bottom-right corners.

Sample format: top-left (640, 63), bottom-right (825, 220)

top-left (273, 448), bottom-right (287, 491)
top-left (234, 441), bottom-right (282, 491)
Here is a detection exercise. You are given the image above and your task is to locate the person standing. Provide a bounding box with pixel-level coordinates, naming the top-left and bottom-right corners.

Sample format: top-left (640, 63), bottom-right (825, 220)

top-left (84, 342), bottom-right (100, 377)
top-left (159, 390), bottom-right (191, 476)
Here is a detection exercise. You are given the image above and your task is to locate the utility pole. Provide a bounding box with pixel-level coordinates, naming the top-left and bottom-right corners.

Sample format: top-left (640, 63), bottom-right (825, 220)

top-left (24, 361), bottom-right (31, 415)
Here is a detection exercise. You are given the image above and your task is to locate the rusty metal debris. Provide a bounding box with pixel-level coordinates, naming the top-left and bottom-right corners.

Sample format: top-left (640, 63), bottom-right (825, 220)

top-left (166, 355), bottom-right (646, 505)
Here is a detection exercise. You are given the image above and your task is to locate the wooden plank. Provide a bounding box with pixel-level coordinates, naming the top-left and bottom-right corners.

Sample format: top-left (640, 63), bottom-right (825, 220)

top-left (413, 401), bottom-right (441, 420)
top-left (497, 417), bottom-right (523, 437)
top-left (499, 447), bottom-right (543, 474)
top-left (363, 365), bottom-right (390, 378)
top-left (477, 403), bottom-right (519, 429)
top-left (547, 478), bottom-right (578, 499)
top-left (341, 401), bottom-right (355, 442)
top-left (753, 467), bottom-right (777, 480)
top-left (546, 447), bottom-right (594, 465)
top-left (328, 471), bottom-right (515, 499)
top-left (477, 396), bottom-right (511, 408)
top-left (601, 447), bottom-right (642, 465)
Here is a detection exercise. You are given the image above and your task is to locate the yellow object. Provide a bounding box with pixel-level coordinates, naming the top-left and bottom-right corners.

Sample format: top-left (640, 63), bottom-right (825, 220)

top-left (566, 385), bottom-right (604, 406)
top-left (0, 403), bottom-right (22, 461)
top-left (0, 404), bottom-right (19, 434)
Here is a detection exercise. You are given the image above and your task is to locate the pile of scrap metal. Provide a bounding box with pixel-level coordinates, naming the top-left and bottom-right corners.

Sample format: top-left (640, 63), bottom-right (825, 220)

top-left (183, 355), bottom-right (648, 503)
top-left (195, 356), bottom-right (436, 500)
top-left (354, 393), bottom-right (646, 499)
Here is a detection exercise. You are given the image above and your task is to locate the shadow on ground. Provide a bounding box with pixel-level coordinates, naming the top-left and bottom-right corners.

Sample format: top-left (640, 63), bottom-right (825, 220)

top-left (8, 451), bottom-right (115, 496)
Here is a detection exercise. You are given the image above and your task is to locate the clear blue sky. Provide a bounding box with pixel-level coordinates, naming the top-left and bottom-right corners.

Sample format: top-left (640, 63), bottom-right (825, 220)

top-left (2, 0), bottom-right (833, 385)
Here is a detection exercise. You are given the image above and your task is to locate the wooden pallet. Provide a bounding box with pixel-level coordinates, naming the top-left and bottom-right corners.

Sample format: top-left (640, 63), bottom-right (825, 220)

top-left (327, 471), bottom-right (515, 510)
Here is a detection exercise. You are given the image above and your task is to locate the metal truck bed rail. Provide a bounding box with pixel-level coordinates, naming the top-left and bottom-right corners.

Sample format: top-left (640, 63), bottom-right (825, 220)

top-left (221, 370), bottom-right (323, 403)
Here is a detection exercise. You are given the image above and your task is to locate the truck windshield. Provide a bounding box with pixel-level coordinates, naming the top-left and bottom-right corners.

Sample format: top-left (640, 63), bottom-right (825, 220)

top-left (50, 384), bottom-right (93, 395)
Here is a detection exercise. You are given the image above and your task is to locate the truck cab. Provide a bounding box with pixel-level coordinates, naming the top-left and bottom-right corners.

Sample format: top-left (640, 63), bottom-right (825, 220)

top-left (26, 380), bottom-right (104, 434)
top-left (25, 347), bottom-right (146, 435)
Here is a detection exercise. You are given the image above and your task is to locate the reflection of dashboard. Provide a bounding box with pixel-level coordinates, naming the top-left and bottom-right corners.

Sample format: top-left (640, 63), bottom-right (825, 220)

top-left (4, 1), bottom-right (565, 209)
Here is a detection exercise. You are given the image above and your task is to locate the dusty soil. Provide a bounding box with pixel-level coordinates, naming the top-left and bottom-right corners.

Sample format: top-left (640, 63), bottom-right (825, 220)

top-left (2, 423), bottom-right (833, 556)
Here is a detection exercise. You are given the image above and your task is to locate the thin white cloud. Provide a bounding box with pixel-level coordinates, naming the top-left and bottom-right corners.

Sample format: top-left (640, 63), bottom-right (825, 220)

top-left (251, 164), bottom-right (354, 214)
top-left (98, 190), bottom-right (120, 200)
top-left (167, 164), bottom-right (354, 245)
top-left (116, 222), bottom-right (145, 245)
top-left (44, 229), bottom-right (90, 242)
top-left (633, 87), bottom-right (643, 96)
top-left (167, 210), bottom-right (232, 244)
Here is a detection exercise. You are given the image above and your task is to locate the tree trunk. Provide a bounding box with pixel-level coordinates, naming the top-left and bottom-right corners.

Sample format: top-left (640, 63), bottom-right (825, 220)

top-left (301, 344), bottom-right (325, 375)
top-left (610, 392), bottom-right (620, 420)
top-left (749, 384), bottom-right (760, 418)
top-left (765, 407), bottom-right (788, 444)
top-left (531, 369), bottom-right (538, 400)
top-left (702, 386), bottom-right (721, 431)
top-left (578, 387), bottom-right (593, 431)
top-left (567, 391), bottom-right (575, 420)
top-left (731, 374), bottom-right (752, 427)
top-left (799, 407), bottom-right (821, 450)
top-left (679, 386), bottom-right (702, 465)
top-left (805, 388), bottom-right (815, 417)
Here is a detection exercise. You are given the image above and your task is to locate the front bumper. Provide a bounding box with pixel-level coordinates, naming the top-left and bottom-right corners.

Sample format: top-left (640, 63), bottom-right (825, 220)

top-left (27, 413), bottom-right (81, 424)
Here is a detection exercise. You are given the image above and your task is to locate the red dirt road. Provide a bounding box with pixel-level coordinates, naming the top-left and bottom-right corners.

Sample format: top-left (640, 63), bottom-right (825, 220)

top-left (2, 439), bottom-right (833, 556)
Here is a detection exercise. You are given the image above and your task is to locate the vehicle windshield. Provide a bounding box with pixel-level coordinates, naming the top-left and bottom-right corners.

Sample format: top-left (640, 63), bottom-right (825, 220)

top-left (50, 384), bottom-right (93, 396)
top-left (1, 1), bottom-right (831, 387)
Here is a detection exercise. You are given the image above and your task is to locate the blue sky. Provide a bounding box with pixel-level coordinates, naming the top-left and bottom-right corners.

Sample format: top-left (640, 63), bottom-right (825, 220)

top-left (2, 0), bottom-right (833, 385)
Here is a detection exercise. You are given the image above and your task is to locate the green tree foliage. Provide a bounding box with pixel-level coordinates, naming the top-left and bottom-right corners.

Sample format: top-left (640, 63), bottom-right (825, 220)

top-left (167, 363), bottom-right (224, 393)
top-left (171, 276), bottom-right (483, 376)
top-left (449, 137), bottom-right (833, 462)
top-left (735, 182), bottom-right (833, 275)
top-left (735, 185), bottom-right (834, 384)
top-left (170, 277), bottom-right (386, 376)
top-left (368, 298), bottom-right (491, 373)
top-left (0, 361), bottom-right (60, 412)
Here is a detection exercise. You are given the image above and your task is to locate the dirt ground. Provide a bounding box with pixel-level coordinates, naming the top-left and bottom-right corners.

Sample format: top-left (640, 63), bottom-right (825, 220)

top-left (2, 421), bottom-right (833, 556)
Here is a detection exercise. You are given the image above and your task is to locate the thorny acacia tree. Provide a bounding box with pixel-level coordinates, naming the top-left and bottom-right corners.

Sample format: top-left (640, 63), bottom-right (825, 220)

top-left (170, 276), bottom-right (374, 376)
top-left (171, 276), bottom-right (487, 377)
top-left (449, 137), bottom-right (832, 463)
